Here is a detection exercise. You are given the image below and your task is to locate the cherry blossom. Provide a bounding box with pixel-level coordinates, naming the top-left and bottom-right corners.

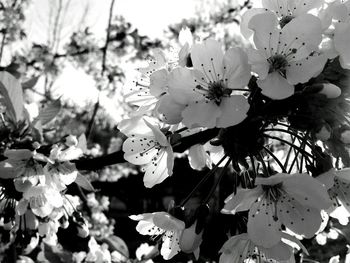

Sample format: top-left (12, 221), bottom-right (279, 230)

top-left (248, 12), bottom-right (326, 99)
top-left (44, 138), bottom-right (84, 191)
top-left (16, 185), bottom-right (64, 218)
top-left (219, 233), bottom-right (307, 263)
top-left (129, 212), bottom-right (185, 260)
top-left (0, 149), bottom-right (46, 192)
top-left (222, 173), bottom-right (332, 248)
top-left (118, 117), bottom-right (174, 188)
top-left (317, 168), bottom-right (350, 222)
top-left (160, 39), bottom-right (251, 128)
top-left (241, 0), bottom-right (324, 39)
top-left (324, 0), bottom-right (350, 69)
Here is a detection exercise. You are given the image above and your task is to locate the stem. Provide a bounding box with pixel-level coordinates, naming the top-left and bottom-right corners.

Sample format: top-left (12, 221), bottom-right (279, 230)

top-left (180, 155), bottom-right (228, 207)
top-left (263, 146), bottom-right (287, 173)
top-left (263, 134), bottom-right (314, 160)
top-left (74, 129), bottom-right (219, 171)
top-left (0, 31), bottom-right (6, 65)
top-left (287, 133), bottom-right (309, 174)
top-left (202, 158), bottom-right (231, 204)
top-left (257, 152), bottom-right (269, 177)
top-left (284, 135), bottom-right (296, 169)
top-left (174, 127), bottom-right (188, 134)
top-left (263, 128), bottom-right (313, 148)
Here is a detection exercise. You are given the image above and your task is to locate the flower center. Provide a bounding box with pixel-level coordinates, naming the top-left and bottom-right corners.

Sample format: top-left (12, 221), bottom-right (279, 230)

top-left (262, 183), bottom-right (283, 202)
top-left (206, 81), bottom-right (231, 106)
top-left (279, 15), bottom-right (294, 28)
top-left (268, 54), bottom-right (289, 75)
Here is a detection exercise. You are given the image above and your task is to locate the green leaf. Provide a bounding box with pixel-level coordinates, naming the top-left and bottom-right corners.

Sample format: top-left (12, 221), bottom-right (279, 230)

top-left (0, 71), bottom-right (24, 122)
top-left (75, 173), bottom-right (95, 191)
top-left (35, 98), bottom-right (61, 126)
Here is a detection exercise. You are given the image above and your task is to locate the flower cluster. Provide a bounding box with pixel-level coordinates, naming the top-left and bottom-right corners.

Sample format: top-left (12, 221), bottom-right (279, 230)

top-left (119, 0), bottom-right (350, 261)
top-left (0, 135), bottom-right (90, 253)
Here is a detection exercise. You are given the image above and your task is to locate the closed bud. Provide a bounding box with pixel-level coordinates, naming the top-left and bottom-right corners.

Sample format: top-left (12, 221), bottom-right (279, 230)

top-left (3, 220), bottom-right (15, 231)
top-left (319, 83), bottom-right (341, 99)
top-left (341, 130), bottom-right (350, 144)
top-left (77, 223), bottom-right (89, 238)
top-left (315, 124), bottom-right (331, 141)
top-left (65, 135), bottom-right (78, 147)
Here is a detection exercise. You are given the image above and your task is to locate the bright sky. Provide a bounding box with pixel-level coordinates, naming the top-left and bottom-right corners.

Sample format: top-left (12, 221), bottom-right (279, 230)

top-left (18, 0), bottom-right (227, 123)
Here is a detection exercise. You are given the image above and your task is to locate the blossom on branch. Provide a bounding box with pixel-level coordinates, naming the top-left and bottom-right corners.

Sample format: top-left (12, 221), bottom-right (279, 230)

top-left (119, 116), bottom-right (174, 188)
top-left (129, 212), bottom-right (185, 260)
top-left (222, 173), bottom-right (332, 248)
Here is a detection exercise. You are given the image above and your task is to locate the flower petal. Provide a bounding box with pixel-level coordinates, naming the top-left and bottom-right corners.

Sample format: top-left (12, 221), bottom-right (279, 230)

top-left (182, 101), bottom-right (221, 128)
top-left (334, 22), bottom-right (350, 69)
top-left (286, 54), bottom-right (327, 85)
top-left (161, 230), bottom-right (182, 260)
top-left (217, 96), bottom-right (250, 128)
top-left (283, 173), bottom-right (332, 210)
top-left (221, 187), bottom-right (263, 214)
top-left (277, 198), bottom-right (323, 238)
top-left (143, 148), bottom-right (173, 188)
top-left (191, 39), bottom-right (224, 81)
top-left (247, 198), bottom-right (282, 248)
top-left (247, 48), bottom-right (269, 79)
top-left (168, 67), bottom-right (201, 104)
top-left (240, 8), bottom-right (269, 40)
top-left (123, 137), bottom-right (158, 165)
top-left (157, 94), bottom-right (185, 124)
top-left (257, 72), bottom-right (295, 100)
top-left (222, 47), bottom-right (251, 89)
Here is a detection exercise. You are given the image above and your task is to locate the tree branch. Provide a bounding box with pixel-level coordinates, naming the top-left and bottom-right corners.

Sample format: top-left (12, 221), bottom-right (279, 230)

top-left (85, 0), bottom-right (116, 140)
top-left (74, 128), bottom-right (219, 171)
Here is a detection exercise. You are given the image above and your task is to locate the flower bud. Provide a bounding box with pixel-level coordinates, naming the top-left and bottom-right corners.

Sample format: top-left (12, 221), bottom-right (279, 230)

top-left (341, 130), bottom-right (350, 144)
top-left (315, 124), bottom-right (331, 141)
top-left (65, 135), bottom-right (78, 147)
top-left (77, 223), bottom-right (89, 238)
top-left (319, 83), bottom-right (341, 99)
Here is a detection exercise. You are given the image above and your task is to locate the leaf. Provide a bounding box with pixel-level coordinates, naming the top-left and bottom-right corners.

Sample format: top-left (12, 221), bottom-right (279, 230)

top-left (0, 71), bottom-right (24, 122)
top-left (75, 173), bottom-right (95, 191)
top-left (102, 235), bottom-right (129, 258)
top-left (22, 76), bottom-right (40, 90)
top-left (35, 98), bottom-right (61, 126)
top-left (77, 134), bottom-right (87, 153)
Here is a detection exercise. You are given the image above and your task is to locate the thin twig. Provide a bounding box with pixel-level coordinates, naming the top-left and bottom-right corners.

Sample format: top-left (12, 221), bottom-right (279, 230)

top-left (85, 0), bottom-right (116, 140)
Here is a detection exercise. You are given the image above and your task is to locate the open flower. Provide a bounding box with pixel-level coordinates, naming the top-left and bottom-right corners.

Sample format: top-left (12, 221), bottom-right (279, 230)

top-left (222, 173), bottom-right (332, 248)
top-left (248, 12), bottom-right (326, 99)
top-left (160, 39), bottom-right (251, 128)
top-left (219, 233), bottom-right (307, 263)
top-left (0, 149), bottom-right (46, 192)
top-left (44, 135), bottom-right (85, 191)
top-left (241, 0), bottom-right (324, 38)
top-left (317, 168), bottom-right (350, 222)
top-left (324, 0), bottom-right (350, 69)
top-left (130, 212), bottom-right (185, 260)
top-left (119, 116), bottom-right (174, 188)
top-left (16, 185), bottom-right (64, 218)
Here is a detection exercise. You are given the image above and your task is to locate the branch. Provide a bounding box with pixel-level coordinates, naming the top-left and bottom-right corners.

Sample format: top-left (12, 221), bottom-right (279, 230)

top-left (85, 0), bottom-right (116, 139)
top-left (74, 128), bottom-right (219, 171)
